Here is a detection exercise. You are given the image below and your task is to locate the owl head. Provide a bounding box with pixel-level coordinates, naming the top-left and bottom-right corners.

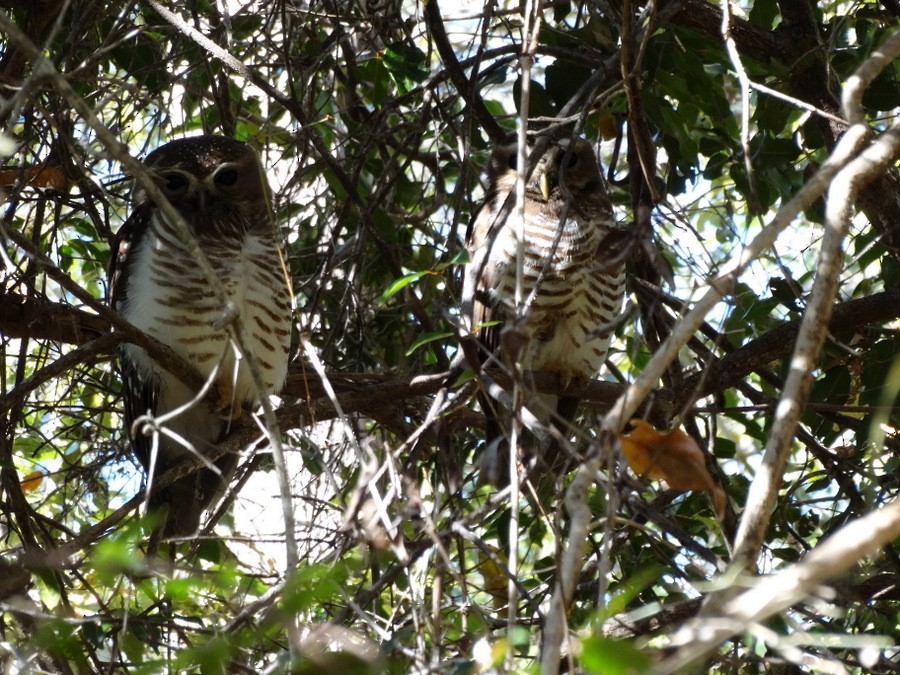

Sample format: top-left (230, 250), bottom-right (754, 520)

top-left (534, 138), bottom-right (604, 199)
top-left (133, 136), bottom-right (271, 231)
top-left (486, 136), bottom-right (604, 201)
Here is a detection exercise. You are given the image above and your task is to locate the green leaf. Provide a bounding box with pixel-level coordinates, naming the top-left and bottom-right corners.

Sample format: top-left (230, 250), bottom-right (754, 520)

top-left (382, 270), bottom-right (430, 302)
top-left (37, 576), bottom-right (62, 611)
top-left (382, 44), bottom-right (429, 95)
top-left (545, 60), bottom-right (593, 108)
top-left (280, 563), bottom-right (346, 614)
top-left (165, 577), bottom-right (195, 602)
top-left (581, 635), bottom-right (652, 674)
top-left (749, 0), bottom-right (779, 28)
top-left (358, 56), bottom-right (390, 106)
top-left (406, 330), bottom-right (454, 356)
top-left (602, 564), bottom-right (667, 620)
top-left (513, 77), bottom-right (557, 117)
top-left (750, 134), bottom-right (802, 170)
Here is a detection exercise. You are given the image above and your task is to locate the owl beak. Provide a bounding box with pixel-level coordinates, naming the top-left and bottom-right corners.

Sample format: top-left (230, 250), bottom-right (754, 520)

top-left (540, 171), bottom-right (551, 200)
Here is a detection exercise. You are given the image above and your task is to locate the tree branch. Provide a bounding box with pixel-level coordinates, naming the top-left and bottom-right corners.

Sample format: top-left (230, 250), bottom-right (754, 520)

top-left (6, 283), bottom-right (900, 433)
top-left (423, 0), bottom-right (505, 143)
top-left (0, 292), bottom-right (107, 344)
top-left (659, 496), bottom-right (900, 672)
top-left (732, 121), bottom-right (900, 568)
top-left (669, 281), bottom-right (900, 413)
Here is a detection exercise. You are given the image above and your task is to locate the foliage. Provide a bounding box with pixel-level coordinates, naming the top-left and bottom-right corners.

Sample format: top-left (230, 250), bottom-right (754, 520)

top-left (0, 0), bottom-right (898, 673)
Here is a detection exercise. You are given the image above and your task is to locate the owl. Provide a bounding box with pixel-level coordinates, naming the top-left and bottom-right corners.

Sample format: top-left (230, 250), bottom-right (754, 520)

top-left (109, 136), bottom-right (292, 538)
top-left (463, 137), bottom-right (626, 486)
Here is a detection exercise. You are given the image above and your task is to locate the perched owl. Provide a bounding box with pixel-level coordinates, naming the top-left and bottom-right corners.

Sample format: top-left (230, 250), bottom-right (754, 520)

top-left (109, 136), bottom-right (292, 538)
top-left (463, 137), bottom-right (626, 486)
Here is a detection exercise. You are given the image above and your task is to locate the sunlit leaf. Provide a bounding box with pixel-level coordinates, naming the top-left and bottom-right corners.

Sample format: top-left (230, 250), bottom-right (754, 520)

top-left (381, 270), bottom-right (430, 302)
top-left (406, 330), bottom-right (454, 356)
top-left (20, 470), bottom-right (43, 494)
top-left (619, 419), bottom-right (726, 520)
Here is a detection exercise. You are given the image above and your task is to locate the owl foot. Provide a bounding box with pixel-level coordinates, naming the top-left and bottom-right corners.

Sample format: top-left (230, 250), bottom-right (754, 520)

top-left (543, 365), bottom-right (590, 392)
top-left (213, 383), bottom-right (243, 421)
top-left (562, 371), bottom-right (591, 392)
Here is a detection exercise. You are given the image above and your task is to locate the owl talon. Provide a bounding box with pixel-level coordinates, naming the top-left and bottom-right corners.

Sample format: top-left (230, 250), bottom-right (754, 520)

top-left (214, 383), bottom-right (242, 421)
top-left (543, 365), bottom-right (589, 392)
top-left (563, 371), bottom-right (591, 392)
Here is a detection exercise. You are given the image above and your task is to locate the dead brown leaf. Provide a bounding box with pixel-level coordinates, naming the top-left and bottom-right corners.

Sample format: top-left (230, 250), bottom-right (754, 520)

top-left (619, 419), bottom-right (726, 520)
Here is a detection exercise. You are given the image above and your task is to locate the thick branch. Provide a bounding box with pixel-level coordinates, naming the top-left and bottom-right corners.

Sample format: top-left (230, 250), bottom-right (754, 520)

top-left (423, 0), bottom-right (505, 142)
top-left (0, 292), bottom-right (107, 344)
top-left (670, 281), bottom-right (900, 413)
top-left (6, 283), bottom-right (900, 429)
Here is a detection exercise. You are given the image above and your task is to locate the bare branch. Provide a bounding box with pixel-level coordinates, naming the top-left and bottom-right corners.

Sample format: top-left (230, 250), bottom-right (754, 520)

top-left (732, 122), bottom-right (900, 567)
top-left (659, 496), bottom-right (900, 672)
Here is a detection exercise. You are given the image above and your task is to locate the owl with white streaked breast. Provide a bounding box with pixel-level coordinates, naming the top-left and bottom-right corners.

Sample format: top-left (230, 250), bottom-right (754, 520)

top-left (109, 135), bottom-right (292, 537)
top-left (463, 136), bottom-right (627, 486)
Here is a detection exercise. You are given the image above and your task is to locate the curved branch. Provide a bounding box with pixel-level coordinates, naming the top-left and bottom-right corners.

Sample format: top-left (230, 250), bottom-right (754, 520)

top-left (423, 0), bottom-right (505, 143)
top-left (660, 496), bottom-right (900, 672)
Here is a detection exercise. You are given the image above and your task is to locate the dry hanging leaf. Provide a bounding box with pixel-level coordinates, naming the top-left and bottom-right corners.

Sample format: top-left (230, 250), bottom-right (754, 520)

top-left (618, 419), bottom-right (726, 520)
top-left (596, 113), bottom-right (619, 141)
top-left (20, 470), bottom-right (44, 494)
top-left (0, 166), bottom-right (73, 192)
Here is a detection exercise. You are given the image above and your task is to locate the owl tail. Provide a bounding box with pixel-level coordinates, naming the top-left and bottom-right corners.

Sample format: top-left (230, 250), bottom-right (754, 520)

top-left (147, 454), bottom-right (237, 540)
top-left (151, 477), bottom-right (206, 538)
top-left (477, 392), bottom-right (578, 488)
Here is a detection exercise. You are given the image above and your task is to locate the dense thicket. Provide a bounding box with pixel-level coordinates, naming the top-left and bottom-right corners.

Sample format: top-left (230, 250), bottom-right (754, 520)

top-left (0, 1), bottom-right (898, 672)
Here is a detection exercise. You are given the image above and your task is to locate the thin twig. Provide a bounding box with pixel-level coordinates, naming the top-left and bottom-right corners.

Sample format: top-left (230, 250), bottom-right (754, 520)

top-left (748, 81), bottom-right (846, 126)
top-left (722, 0), bottom-right (759, 211)
top-left (508, 0), bottom-right (544, 662)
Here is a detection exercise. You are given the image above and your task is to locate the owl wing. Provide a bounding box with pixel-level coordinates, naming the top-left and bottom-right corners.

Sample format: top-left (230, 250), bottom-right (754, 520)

top-left (466, 183), bottom-right (551, 487)
top-left (465, 188), bottom-right (504, 356)
top-left (108, 202), bottom-right (159, 471)
top-left (465, 183), bottom-right (552, 359)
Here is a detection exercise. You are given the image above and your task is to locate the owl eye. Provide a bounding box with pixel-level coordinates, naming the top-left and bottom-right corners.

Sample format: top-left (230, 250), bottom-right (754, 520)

top-left (161, 172), bottom-right (189, 195)
top-left (506, 152), bottom-right (518, 170)
top-left (214, 168), bottom-right (239, 187)
top-left (556, 151), bottom-right (578, 169)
